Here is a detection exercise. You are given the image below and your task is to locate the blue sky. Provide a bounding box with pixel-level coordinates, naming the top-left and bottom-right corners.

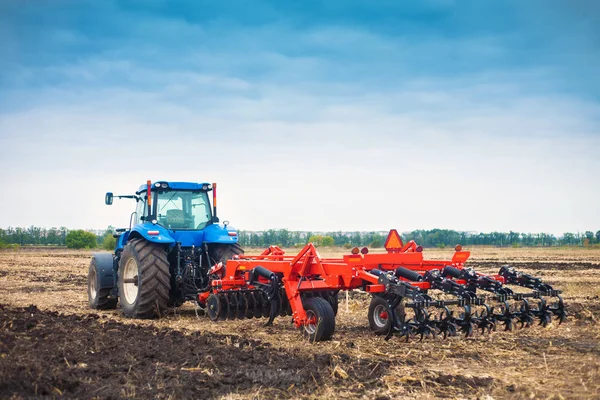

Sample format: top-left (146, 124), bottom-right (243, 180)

top-left (0, 0), bottom-right (599, 234)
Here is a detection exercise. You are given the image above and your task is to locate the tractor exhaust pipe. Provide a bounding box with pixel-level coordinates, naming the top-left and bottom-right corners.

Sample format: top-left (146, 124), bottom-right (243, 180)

top-left (146, 180), bottom-right (153, 219)
top-left (212, 182), bottom-right (218, 222)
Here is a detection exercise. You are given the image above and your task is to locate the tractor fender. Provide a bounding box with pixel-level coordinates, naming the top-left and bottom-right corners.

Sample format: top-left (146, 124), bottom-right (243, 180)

top-left (92, 252), bottom-right (116, 290)
top-left (203, 223), bottom-right (239, 244)
top-left (115, 231), bottom-right (129, 252)
top-left (129, 223), bottom-right (176, 245)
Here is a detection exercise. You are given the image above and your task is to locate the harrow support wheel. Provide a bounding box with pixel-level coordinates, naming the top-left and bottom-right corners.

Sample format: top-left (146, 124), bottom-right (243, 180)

top-left (301, 297), bottom-right (336, 342)
top-left (368, 296), bottom-right (405, 336)
top-left (88, 257), bottom-right (117, 310)
top-left (118, 239), bottom-right (171, 319)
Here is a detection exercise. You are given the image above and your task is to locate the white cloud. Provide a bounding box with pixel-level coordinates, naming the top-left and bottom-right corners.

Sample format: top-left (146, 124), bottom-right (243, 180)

top-left (1, 70), bottom-right (598, 235)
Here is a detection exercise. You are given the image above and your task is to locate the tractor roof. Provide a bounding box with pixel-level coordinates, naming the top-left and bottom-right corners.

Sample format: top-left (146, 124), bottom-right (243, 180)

top-left (136, 181), bottom-right (212, 194)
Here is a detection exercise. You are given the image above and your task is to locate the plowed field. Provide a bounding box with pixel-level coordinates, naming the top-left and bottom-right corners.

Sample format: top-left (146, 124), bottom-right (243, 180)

top-left (1, 247), bottom-right (599, 399)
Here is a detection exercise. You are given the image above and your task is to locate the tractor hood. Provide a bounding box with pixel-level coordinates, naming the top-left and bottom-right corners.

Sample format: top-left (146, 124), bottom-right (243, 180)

top-left (132, 222), bottom-right (238, 247)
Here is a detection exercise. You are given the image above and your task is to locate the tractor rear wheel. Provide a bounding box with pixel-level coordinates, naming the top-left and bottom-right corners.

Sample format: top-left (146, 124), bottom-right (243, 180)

top-left (88, 258), bottom-right (117, 310)
top-left (368, 296), bottom-right (405, 336)
top-left (209, 243), bottom-right (244, 266)
top-left (118, 239), bottom-right (170, 319)
top-left (301, 297), bottom-right (336, 342)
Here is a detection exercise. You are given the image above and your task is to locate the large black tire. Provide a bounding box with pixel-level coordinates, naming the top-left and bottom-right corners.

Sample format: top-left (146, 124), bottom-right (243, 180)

top-left (88, 258), bottom-right (117, 310)
top-left (118, 239), bottom-right (170, 319)
top-left (209, 243), bottom-right (244, 266)
top-left (368, 296), bottom-right (405, 336)
top-left (301, 297), bottom-right (336, 342)
top-left (328, 291), bottom-right (339, 316)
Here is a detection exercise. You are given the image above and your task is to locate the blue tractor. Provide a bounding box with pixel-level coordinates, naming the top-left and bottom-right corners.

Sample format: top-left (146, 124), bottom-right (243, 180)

top-left (87, 180), bottom-right (243, 318)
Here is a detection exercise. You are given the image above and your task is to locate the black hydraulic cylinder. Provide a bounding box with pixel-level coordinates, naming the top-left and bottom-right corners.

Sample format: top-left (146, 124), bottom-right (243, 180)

top-left (251, 266), bottom-right (276, 281)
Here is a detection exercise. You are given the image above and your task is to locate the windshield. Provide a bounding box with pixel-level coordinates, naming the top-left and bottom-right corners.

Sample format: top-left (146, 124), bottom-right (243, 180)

top-left (155, 190), bottom-right (212, 230)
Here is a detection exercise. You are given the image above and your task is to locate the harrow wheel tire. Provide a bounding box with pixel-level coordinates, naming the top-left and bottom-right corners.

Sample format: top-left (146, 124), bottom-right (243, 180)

top-left (328, 292), bottom-right (339, 316)
top-left (301, 297), bottom-right (336, 342)
top-left (206, 294), bottom-right (221, 322)
top-left (118, 239), bottom-right (170, 319)
top-left (88, 259), bottom-right (117, 310)
top-left (368, 296), bottom-right (405, 336)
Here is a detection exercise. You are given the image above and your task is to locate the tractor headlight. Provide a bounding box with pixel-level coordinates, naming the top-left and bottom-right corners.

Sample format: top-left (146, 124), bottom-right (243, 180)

top-left (154, 183), bottom-right (161, 187)
top-left (202, 184), bottom-right (208, 190)
top-left (161, 183), bottom-right (168, 188)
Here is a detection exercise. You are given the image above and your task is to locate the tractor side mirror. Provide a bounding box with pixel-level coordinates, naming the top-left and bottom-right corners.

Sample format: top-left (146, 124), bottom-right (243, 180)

top-left (105, 192), bottom-right (113, 205)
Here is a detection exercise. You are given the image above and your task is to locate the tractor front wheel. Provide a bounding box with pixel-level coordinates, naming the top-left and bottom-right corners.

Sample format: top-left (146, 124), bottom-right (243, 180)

top-left (301, 297), bottom-right (336, 342)
top-left (118, 239), bottom-right (171, 319)
top-left (88, 258), bottom-right (117, 310)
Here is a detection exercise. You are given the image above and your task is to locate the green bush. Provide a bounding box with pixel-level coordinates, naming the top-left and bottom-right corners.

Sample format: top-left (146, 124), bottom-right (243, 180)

top-left (65, 230), bottom-right (97, 249)
top-left (308, 235), bottom-right (335, 247)
top-left (102, 234), bottom-right (117, 251)
top-left (0, 241), bottom-right (18, 250)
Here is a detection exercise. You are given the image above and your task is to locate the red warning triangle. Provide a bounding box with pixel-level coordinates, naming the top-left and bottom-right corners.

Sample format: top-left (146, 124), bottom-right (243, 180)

top-left (384, 229), bottom-right (403, 250)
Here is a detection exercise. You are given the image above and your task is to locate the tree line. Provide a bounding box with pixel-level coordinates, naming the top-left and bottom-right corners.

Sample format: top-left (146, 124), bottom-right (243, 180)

top-left (237, 229), bottom-right (600, 248)
top-left (1, 226), bottom-right (599, 249)
top-left (0, 226), bottom-right (115, 250)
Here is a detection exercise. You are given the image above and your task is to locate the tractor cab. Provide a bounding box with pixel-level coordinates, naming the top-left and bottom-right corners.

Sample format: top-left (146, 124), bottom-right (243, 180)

top-left (133, 181), bottom-right (215, 230)
top-left (104, 180), bottom-right (239, 250)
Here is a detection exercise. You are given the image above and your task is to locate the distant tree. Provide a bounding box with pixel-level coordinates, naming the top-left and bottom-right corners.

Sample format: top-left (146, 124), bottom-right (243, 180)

top-left (321, 236), bottom-right (334, 246)
top-left (101, 233), bottom-right (117, 251)
top-left (308, 235), bottom-right (335, 247)
top-left (585, 231), bottom-right (595, 245)
top-left (369, 233), bottom-right (385, 248)
top-left (65, 230), bottom-right (97, 249)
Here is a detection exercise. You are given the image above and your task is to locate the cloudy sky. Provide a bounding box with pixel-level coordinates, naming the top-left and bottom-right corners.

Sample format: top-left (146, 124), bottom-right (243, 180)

top-left (1, 0), bottom-right (599, 235)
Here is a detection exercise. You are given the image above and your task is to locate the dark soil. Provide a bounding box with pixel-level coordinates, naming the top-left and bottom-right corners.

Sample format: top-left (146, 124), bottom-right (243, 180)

top-left (0, 304), bottom-right (386, 399)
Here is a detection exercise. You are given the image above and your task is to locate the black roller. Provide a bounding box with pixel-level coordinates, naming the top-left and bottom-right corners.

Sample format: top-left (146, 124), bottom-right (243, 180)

top-left (442, 266), bottom-right (462, 279)
top-left (395, 267), bottom-right (424, 282)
